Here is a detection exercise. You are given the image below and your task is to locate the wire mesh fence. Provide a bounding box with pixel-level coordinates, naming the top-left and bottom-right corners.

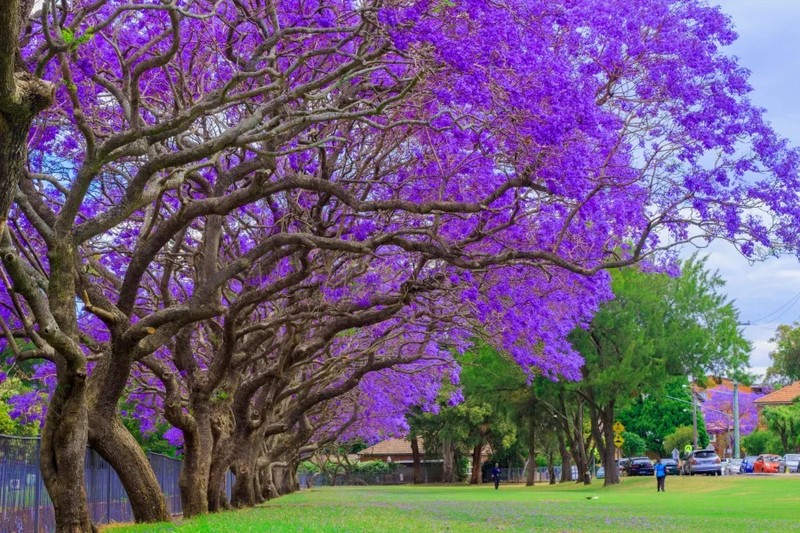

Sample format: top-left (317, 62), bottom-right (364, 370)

top-left (0, 434), bottom-right (188, 533)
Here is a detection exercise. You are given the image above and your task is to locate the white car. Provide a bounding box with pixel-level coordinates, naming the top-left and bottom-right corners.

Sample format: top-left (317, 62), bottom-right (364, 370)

top-left (725, 458), bottom-right (743, 475)
top-left (779, 454), bottom-right (800, 473)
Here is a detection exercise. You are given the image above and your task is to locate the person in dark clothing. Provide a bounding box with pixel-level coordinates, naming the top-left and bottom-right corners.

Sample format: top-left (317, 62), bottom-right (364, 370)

top-left (655, 458), bottom-right (667, 492)
top-left (492, 463), bottom-right (501, 490)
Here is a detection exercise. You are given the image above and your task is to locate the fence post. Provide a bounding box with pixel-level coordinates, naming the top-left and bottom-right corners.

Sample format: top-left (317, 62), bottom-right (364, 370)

top-left (34, 437), bottom-right (41, 533)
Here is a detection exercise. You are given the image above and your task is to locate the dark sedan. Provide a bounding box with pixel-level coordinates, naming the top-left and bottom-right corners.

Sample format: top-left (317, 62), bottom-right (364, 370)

top-left (660, 458), bottom-right (679, 475)
top-left (626, 457), bottom-right (655, 476)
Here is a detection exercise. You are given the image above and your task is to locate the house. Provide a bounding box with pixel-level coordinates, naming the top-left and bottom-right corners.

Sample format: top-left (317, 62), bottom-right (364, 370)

top-left (358, 437), bottom-right (493, 465)
top-left (358, 438), bottom-right (426, 464)
top-left (753, 380), bottom-right (800, 428)
top-left (357, 438), bottom-right (442, 483)
top-left (358, 437), bottom-right (493, 483)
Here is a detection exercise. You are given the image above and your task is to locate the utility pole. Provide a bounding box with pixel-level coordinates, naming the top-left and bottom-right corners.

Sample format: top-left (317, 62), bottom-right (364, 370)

top-left (733, 379), bottom-right (740, 458)
top-left (692, 386), bottom-right (698, 449)
top-left (731, 321), bottom-right (749, 459)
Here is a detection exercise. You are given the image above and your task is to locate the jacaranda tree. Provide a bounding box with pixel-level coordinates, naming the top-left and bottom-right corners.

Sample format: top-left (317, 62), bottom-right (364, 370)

top-left (1, 1), bottom-right (800, 531)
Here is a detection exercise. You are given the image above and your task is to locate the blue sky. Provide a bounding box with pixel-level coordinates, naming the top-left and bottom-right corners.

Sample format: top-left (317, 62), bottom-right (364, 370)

top-left (698, 1), bottom-right (800, 376)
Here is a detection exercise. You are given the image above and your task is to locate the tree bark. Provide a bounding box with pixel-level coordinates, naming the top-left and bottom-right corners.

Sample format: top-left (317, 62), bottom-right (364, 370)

top-left (88, 417), bottom-right (169, 523)
top-left (179, 409), bottom-right (215, 518)
top-left (547, 450), bottom-right (556, 485)
top-left (40, 369), bottom-right (95, 533)
top-left (0, 0), bottom-right (54, 228)
top-left (230, 436), bottom-right (259, 507)
top-left (558, 432), bottom-right (572, 482)
top-left (525, 420), bottom-right (536, 487)
top-left (441, 438), bottom-right (455, 483)
top-left (590, 402), bottom-right (620, 487)
top-left (571, 402), bottom-right (592, 485)
top-left (208, 438), bottom-right (235, 512)
top-left (469, 444), bottom-right (482, 484)
top-left (87, 354), bottom-right (169, 524)
top-left (410, 436), bottom-right (422, 484)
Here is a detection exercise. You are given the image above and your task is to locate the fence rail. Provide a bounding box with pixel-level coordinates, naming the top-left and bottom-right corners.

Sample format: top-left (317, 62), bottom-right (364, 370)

top-left (298, 465), bottom-right (590, 487)
top-left (0, 434), bottom-right (224, 533)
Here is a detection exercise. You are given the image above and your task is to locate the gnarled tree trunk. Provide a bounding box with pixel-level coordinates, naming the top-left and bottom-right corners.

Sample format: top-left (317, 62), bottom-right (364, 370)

top-left (88, 354), bottom-right (169, 524)
top-left (208, 438), bottom-right (235, 512)
top-left (179, 407), bottom-right (215, 518)
top-left (230, 436), bottom-right (259, 508)
top-left (88, 417), bottom-right (169, 523)
top-left (40, 369), bottom-right (94, 533)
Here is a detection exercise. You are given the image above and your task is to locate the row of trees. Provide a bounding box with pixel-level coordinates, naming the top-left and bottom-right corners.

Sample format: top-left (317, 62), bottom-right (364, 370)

top-left (400, 258), bottom-right (742, 488)
top-left (0, 1), bottom-right (798, 532)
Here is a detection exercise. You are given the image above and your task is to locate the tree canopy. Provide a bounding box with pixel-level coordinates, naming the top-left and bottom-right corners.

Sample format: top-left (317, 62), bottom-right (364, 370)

top-left (0, 1), bottom-right (797, 530)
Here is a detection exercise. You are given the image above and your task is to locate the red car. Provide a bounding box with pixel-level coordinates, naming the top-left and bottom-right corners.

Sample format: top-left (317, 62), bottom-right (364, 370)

top-left (753, 454), bottom-right (782, 473)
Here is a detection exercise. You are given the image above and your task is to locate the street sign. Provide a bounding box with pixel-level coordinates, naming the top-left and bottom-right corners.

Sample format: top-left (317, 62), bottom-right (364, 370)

top-left (684, 444), bottom-right (693, 454)
top-left (612, 421), bottom-right (625, 434)
top-left (614, 435), bottom-right (625, 448)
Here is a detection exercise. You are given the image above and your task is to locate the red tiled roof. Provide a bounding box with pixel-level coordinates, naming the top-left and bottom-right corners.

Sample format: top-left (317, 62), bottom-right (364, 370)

top-left (358, 438), bottom-right (492, 458)
top-left (754, 381), bottom-right (800, 405)
top-left (358, 438), bottom-right (424, 456)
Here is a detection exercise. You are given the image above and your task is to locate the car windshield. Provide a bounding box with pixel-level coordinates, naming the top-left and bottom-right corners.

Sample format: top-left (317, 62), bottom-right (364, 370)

top-left (764, 455), bottom-right (780, 461)
top-left (786, 455), bottom-right (800, 461)
top-left (694, 451), bottom-right (717, 459)
top-left (662, 459), bottom-right (676, 465)
top-left (745, 456), bottom-right (757, 462)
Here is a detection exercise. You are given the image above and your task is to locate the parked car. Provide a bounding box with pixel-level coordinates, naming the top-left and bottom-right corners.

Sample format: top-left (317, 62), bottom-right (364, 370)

top-left (740, 456), bottom-right (757, 474)
top-left (626, 457), bottom-right (655, 476)
top-left (596, 466), bottom-right (605, 479)
top-left (660, 458), bottom-right (679, 475)
top-left (682, 449), bottom-right (721, 476)
top-left (618, 458), bottom-right (631, 475)
top-left (778, 454), bottom-right (800, 473)
top-left (753, 454), bottom-right (782, 473)
top-left (725, 458), bottom-right (743, 475)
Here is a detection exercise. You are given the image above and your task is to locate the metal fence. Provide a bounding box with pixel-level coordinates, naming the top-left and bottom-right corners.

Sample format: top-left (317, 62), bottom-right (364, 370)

top-left (0, 434), bottom-right (193, 533)
top-left (298, 465), bottom-right (591, 487)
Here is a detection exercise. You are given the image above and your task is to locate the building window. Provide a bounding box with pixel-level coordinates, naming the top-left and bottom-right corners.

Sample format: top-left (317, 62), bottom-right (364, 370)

top-left (709, 434), bottom-right (717, 443)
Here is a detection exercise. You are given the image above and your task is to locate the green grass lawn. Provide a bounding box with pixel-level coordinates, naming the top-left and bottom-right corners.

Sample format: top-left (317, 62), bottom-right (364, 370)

top-left (106, 475), bottom-right (800, 532)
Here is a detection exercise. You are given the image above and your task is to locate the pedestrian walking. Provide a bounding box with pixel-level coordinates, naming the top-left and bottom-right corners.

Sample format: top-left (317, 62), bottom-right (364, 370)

top-left (492, 463), bottom-right (501, 490)
top-left (655, 458), bottom-right (667, 492)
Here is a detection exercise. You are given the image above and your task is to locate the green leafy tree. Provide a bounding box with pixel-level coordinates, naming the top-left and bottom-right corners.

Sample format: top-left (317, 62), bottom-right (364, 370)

top-left (617, 377), bottom-right (709, 454)
top-left (761, 401), bottom-right (800, 453)
top-left (742, 430), bottom-right (783, 456)
top-left (621, 431), bottom-right (646, 457)
top-left (765, 323), bottom-right (800, 386)
top-left (571, 256), bottom-right (749, 486)
top-left (663, 425), bottom-right (709, 455)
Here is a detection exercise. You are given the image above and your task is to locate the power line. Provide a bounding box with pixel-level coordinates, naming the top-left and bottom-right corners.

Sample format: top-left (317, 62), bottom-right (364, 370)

top-left (748, 291), bottom-right (800, 324)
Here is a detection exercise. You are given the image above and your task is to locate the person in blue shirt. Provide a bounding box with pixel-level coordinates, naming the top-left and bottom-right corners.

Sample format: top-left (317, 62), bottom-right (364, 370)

top-left (655, 458), bottom-right (667, 492)
top-left (491, 463), bottom-right (501, 490)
